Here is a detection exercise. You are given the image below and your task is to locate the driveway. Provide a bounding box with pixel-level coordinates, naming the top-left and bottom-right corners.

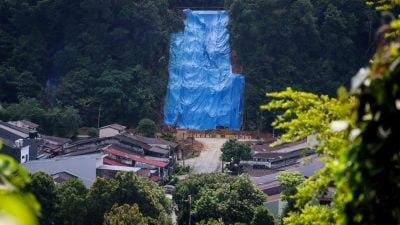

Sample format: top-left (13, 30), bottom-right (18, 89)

top-left (185, 138), bottom-right (227, 174)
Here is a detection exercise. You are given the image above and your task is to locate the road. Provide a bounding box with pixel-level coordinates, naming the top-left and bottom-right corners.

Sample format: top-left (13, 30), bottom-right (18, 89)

top-left (185, 138), bottom-right (227, 174)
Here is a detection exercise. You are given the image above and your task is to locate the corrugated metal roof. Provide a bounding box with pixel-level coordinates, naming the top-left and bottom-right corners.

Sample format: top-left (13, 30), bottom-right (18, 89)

top-left (105, 146), bottom-right (169, 168)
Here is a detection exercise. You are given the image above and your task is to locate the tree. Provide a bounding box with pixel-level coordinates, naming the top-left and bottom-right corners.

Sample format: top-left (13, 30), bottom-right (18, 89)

top-left (260, 4), bottom-right (400, 221)
top-left (55, 179), bottom-right (88, 225)
top-left (220, 139), bottom-right (252, 164)
top-left (87, 173), bottom-right (172, 225)
top-left (335, 2), bottom-right (400, 223)
top-left (137, 118), bottom-right (157, 137)
top-left (161, 132), bottom-right (176, 142)
top-left (27, 172), bottom-right (58, 225)
top-left (174, 173), bottom-right (266, 225)
top-left (229, 0), bottom-right (376, 130)
top-left (196, 219), bottom-right (224, 225)
top-left (276, 172), bottom-right (305, 216)
top-left (103, 204), bottom-right (148, 225)
top-left (251, 206), bottom-right (275, 225)
top-left (261, 88), bottom-right (354, 224)
top-left (88, 127), bottom-right (98, 137)
top-left (86, 177), bottom-right (117, 225)
top-left (46, 106), bottom-right (81, 138)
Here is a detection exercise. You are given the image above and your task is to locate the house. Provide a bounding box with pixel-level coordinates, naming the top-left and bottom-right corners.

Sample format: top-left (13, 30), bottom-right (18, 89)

top-left (2, 138), bottom-right (30, 163)
top-left (8, 120), bottom-right (39, 132)
top-left (23, 153), bottom-right (104, 187)
top-left (242, 136), bottom-right (317, 169)
top-left (58, 133), bottom-right (178, 181)
top-left (40, 135), bottom-right (72, 157)
top-left (51, 171), bottom-right (78, 184)
top-left (103, 145), bottom-right (170, 180)
top-left (251, 156), bottom-right (325, 217)
top-left (0, 121), bottom-right (39, 162)
top-left (23, 153), bottom-right (144, 187)
top-left (99, 124), bottom-right (126, 138)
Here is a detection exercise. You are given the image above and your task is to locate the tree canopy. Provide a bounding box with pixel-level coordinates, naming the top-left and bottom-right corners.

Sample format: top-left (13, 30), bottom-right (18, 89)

top-left (137, 118), bottom-right (157, 137)
top-left (261, 1), bottom-right (400, 223)
top-left (28, 172), bottom-right (172, 225)
top-left (0, 0), bottom-right (377, 132)
top-left (173, 173), bottom-right (269, 225)
top-left (229, 0), bottom-right (377, 130)
top-left (0, 0), bottom-right (183, 128)
top-left (220, 139), bottom-right (252, 163)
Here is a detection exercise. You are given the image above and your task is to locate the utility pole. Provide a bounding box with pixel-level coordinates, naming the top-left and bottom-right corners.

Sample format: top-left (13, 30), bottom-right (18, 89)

top-left (97, 104), bottom-right (101, 136)
top-left (188, 195), bottom-right (192, 225)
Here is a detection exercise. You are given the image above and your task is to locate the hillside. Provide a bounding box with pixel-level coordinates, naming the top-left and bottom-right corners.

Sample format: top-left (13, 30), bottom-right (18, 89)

top-left (0, 0), bottom-right (377, 135)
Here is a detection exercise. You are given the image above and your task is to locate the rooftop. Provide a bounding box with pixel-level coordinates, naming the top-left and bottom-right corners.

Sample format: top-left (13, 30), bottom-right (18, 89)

top-left (123, 133), bottom-right (178, 148)
top-left (252, 139), bottom-right (307, 153)
top-left (104, 146), bottom-right (169, 168)
top-left (51, 171), bottom-right (78, 184)
top-left (100, 124), bottom-right (126, 131)
top-left (9, 120), bottom-right (39, 129)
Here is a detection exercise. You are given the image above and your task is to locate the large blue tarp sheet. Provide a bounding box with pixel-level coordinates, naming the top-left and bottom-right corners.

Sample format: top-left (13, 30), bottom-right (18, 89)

top-left (164, 9), bottom-right (244, 130)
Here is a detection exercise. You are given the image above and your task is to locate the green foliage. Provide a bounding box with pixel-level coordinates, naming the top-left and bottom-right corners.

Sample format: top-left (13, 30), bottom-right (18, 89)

top-left (261, 88), bottom-right (353, 224)
top-left (174, 165), bottom-right (192, 175)
top-left (0, 98), bottom-right (81, 138)
top-left (103, 204), bottom-right (148, 225)
top-left (162, 132), bottom-right (177, 142)
top-left (283, 205), bottom-right (337, 225)
top-left (55, 179), bottom-right (88, 225)
top-left (27, 172), bottom-right (57, 225)
top-left (137, 118), bottom-right (157, 137)
top-left (196, 219), bottom-right (224, 225)
top-left (335, 4), bottom-right (400, 222)
top-left (220, 139), bottom-right (252, 163)
top-left (251, 206), bottom-right (275, 225)
top-left (0, 154), bottom-right (40, 225)
top-left (86, 173), bottom-right (172, 225)
top-left (174, 173), bottom-right (266, 225)
top-left (0, 0), bottom-right (183, 128)
top-left (229, 0), bottom-right (377, 130)
top-left (261, 3), bottom-right (400, 222)
top-left (28, 172), bottom-right (171, 225)
top-left (276, 172), bottom-right (305, 214)
top-left (88, 127), bottom-right (98, 138)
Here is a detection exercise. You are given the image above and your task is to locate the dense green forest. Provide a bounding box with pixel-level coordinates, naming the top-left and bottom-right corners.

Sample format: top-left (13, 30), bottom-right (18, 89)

top-left (0, 0), bottom-right (377, 135)
top-left (229, 0), bottom-right (378, 130)
top-left (0, 0), bottom-right (182, 134)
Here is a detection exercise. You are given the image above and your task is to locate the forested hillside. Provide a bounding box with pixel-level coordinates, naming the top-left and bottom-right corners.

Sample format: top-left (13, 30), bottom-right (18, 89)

top-left (229, 0), bottom-right (378, 130)
top-left (0, 0), bottom-right (376, 135)
top-left (0, 0), bottom-right (182, 132)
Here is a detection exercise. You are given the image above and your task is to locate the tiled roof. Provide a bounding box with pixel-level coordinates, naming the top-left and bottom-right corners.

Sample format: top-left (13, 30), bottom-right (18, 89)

top-left (252, 139), bottom-right (307, 152)
top-left (104, 146), bottom-right (169, 168)
top-left (100, 124), bottom-right (126, 131)
top-left (19, 120), bottom-right (39, 128)
top-left (42, 135), bottom-right (71, 144)
top-left (103, 157), bottom-right (130, 166)
top-left (123, 133), bottom-right (178, 148)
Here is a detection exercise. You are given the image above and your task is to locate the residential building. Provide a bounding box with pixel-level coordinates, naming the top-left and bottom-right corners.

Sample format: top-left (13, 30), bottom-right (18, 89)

top-left (0, 121), bottom-right (39, 162)
top-left (8, 120), bottom-right (39, 132)
top-left (99, 124), bottom-right (126, 138)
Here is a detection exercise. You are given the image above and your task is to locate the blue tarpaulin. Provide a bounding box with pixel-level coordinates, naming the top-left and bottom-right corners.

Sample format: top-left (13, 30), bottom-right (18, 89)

top-left (164, 9), bottom-right (244, 130)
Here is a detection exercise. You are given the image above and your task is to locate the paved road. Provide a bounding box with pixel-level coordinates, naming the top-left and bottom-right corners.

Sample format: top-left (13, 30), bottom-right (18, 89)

top-left (185, 138), bottom-right (227, 174)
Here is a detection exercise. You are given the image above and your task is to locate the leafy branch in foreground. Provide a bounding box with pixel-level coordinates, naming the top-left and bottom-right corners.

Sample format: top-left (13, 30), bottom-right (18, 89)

top-left (0, 154), bottom-right (40, 225)
top-left (261, 88), bottom-right (354, 224)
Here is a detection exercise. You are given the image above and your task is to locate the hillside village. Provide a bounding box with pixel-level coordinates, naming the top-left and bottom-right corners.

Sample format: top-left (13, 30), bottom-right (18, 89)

top-left (0, 0), bottom-right (398, 224)
top-left (0, 118), bottom-right (325, 218)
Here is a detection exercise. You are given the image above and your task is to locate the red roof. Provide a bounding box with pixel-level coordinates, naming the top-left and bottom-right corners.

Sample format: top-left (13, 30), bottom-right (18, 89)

top-left (103, 157), bottom-right (131, 166)
top-left (104, 146), bottom-right (169, 168)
